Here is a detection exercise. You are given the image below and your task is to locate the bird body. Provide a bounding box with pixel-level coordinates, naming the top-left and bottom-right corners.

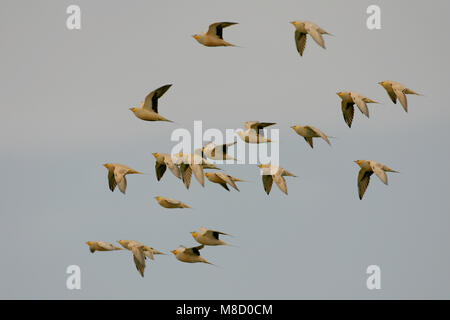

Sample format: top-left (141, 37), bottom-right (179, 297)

top-left (258, 164), bottom-right (297, 195)
top-left (155, 196), bottom-right (191, 209)
top-left (291, 125), bottom-right (331, 148)
top-left (337, 91), bottom-right (378, 127)
top-left (379, 80), bottom-right (421, 112)
top-left (193, 22), bottom-right (238, 47)
top-left (103, 163), bottom-right (142, 194)
top-left (130, 84), bottom-right (173, 122)
top-left (290, 21), bottom-right (331, 56)
top-left (191, 227), bottom-right (230, 246)
top-left (354, 160), bottom-right (398, 199)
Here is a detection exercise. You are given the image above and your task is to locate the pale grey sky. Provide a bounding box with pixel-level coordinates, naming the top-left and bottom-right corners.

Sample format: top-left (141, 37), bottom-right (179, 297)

top-left (1, 0), bottom-right (450, 299)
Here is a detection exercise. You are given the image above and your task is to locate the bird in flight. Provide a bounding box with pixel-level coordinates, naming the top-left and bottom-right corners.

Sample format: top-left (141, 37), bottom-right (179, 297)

top-left (154, 196), bottom-right (191, 209)
top-left (291, 125), bottom-right (332, 148)
top-left (237, 121), bottom-right (276, 144)
top-left (205, 172), bottom-right (244, 191)
top-left (103, 163), bottom-right (142, 194)
top-left (85, 241), bottom-right (122, 253)
top-left (201, 141), bottom-right (237, 161)
top-left (378, 80), bottom-right (421, 112)
top-left (171, 245), bottom-right (214, 265)
top-left (193, 22), bottom-right (238, 47)
top-left (354, 160), bottom-right (399, 200)
top-left (191, 227), bottom-right (231, 246)
top-left (129, 84), bottom-right (173, 122)
top-left (290, 20), bottom-right (332, 56)
top-left (258, 164), bottom-right (297, 195)
top-left (152, 152), bottom-right (181, 181)
top-left (337, 91), bottom-right (378, 128)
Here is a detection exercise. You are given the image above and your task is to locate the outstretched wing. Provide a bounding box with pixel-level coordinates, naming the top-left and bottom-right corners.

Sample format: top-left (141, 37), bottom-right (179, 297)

top-left (341, 101), bottom-right (354, 128)
top-left (305, 126), bottom-right (331, 145)
top-left (351, 92), bottom-right (369, 118)
top-left (295, 31), bottom-right (307, 56)
top-left (180, 164), bottom-right (192, 189)
top-left (305, 24), bottom-right (325, 48)
top-left (273, 174), bottom-right (288, 195)
top-left (371, 162), bottom-right (388, 185)
top-left (262, 174), bottom-right (274, 195)
top-left (357, 169), bottom-right (372, 200)
top-left (186, 245), bottom-right (205, 256)
top-left (155, 162), bottom-right (167, 181)
top-left (207, 22), bottom-right (237, 39)
top-left (107, 168), bottom-right (117, 191)
top-left (393, 87), bottom-right (408, 112)
top-left (216, 172), bottom-right (239, 191)
top-left (143, 84), bottom-right (172, 113)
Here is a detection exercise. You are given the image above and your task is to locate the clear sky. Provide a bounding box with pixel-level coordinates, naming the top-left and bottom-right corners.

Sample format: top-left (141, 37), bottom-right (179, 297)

top-left (1, 0), bottom-right (450, 299)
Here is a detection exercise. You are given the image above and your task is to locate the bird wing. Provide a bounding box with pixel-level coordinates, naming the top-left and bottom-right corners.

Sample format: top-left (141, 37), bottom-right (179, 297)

top-left (273, 174), bottom-right (288, 195)
top-left (155, 162), bottom-right (167, 181)
top-left (180, 163), bottom-right (192, 189)
top-left (351, 92), bottom-right (369, 117)
top-left (215, 172), bottom-right (239, 191)
top-left (393, 87), bottom-right (408, 112)
top-left (341, 101), bottom-right (354, 128)
top-left (246, 121), bottom-right (276, 136)
top-left (357, 169), bottom-right (373, 200)
top-left (262, 174), bottom-right (274, 195)
top-left (107, 168), bottom-right (117, 192)
top-left (370, 162), bottom-right (388, 185)
top-left (305, 126), bottom-right (331, 145)
top-left (165, 158), bottom-right (181, 179)
top-left (114, 167), bottom-right (128, 194)
top-left (305, 24), bottom-right (325, 48)
top-left (186, 245), bottom-right (204, 256)
top-left (143, 84), bottom-right (172, 113)
top-left (383, 83), bottom-right (397, 104)
top-left (304, 137), bottom-right (314, 148)
top-left (204, 229), bottom-right (229, 240)
top-left (207, 22), bottom-right (237, 39)
top-left (131, 246), bottom-right (146, 277)
top-left (191, 164), bottom-right (205, 187)
top-left (295, 31), bottom-right (307, 56)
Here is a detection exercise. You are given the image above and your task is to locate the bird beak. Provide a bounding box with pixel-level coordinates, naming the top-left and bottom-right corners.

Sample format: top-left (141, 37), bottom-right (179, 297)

top-left (171, 250), bottom-right (177, 255)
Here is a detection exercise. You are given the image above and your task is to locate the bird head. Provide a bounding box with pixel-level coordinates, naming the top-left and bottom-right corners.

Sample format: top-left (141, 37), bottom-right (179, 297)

top-left (354, 160), bottom-right (364, 166)
top-left (257, 164), bottom-right (269, 169)
top-left (191, 231), bottom-right (199, 238)
top-left (85, 241), bottom-right (92, 246)
top-left (336, 91), bottom-right (344, 97)
top-left (171, 249), bottom-right (178, 255)
top-left (103, 163), bottom-right (112, 169)
top-left (290, 125), bottom-right (299, 130)
top-left (117, 240), bottom-right (126, 247)
top-left (129, 107), bottom-right (139, 113)
top-left (290, 21), bottom-right (299, 27)
top-left (154, 196), bottom-right (162, 201)
top-left (192, 34), bottom-right (201, 40)
top-left (205, 172), bottom-right (211, 177)
top-left (152, 152), bottom-right (160, 158)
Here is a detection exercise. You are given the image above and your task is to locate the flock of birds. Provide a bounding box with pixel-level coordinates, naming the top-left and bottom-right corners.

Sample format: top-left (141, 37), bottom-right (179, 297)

top-left (87, 21), bottom-right (422, 277)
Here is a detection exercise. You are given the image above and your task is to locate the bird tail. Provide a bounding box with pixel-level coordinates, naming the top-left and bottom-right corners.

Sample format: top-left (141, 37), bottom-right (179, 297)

top-left (405, 88), bottom-right (421, 96)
